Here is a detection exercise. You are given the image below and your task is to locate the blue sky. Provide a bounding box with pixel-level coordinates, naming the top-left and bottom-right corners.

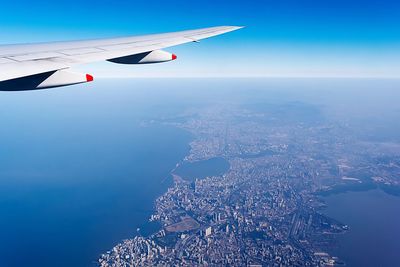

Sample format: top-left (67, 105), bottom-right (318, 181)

top-left (1, 0), bottom-right (400, 77)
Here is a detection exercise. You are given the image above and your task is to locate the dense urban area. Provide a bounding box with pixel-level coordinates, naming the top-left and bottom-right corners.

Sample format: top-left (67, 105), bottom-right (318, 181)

top-left (99, 102), bottom-right (400, 266)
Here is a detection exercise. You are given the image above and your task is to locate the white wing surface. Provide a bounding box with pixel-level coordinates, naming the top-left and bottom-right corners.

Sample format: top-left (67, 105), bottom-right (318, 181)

top-left (0, 26), bottom-right (242, 90)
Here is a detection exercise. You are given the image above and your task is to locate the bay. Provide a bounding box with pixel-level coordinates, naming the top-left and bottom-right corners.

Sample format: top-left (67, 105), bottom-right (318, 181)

top-left (174, 157), bottom-right (230, 181)
top-left (322, 189), bottom-right (400, 267)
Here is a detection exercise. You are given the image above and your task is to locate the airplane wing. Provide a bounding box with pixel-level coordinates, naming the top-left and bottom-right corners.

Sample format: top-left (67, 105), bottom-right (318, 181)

top-left (0, 26), bottom-right (242, 91)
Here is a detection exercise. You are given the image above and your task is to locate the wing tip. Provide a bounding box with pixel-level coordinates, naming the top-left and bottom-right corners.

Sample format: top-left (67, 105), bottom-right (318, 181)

top-left (222, 26), bottom-right (245, 32)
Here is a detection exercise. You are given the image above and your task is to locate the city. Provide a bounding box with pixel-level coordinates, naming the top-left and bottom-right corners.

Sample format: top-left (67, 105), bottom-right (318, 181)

top-left (99, 102), bottom-right (400, 266)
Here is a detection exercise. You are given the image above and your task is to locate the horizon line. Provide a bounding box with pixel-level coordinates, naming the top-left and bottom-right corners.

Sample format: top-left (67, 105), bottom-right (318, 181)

top-left (93, 76), bottom-right (400, 80)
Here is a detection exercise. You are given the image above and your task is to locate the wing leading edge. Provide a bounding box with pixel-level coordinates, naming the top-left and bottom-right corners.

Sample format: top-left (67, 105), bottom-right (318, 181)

top-left (0, 26), bottom-right (243, 90)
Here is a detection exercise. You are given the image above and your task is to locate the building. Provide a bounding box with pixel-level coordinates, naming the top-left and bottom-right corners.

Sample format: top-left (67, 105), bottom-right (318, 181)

top-left (205, 227), bottom-right (212, 237)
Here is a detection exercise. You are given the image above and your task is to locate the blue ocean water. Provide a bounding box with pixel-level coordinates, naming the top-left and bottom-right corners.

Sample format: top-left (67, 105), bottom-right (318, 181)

top-left (322, 189), bottom-right (400, 267)
top-left (0, 80), bottom-right (191, 267)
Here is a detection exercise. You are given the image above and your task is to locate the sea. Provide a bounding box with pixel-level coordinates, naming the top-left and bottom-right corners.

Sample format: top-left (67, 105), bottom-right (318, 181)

top-left (322, 189), bottom-right (400, 267)
top-left (0, 80), bottom-right (193, 267)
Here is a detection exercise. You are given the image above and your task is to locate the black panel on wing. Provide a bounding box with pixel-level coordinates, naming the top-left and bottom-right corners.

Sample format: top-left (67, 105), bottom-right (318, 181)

top-left (0, 71), bottom-right (55, 91)
top-left (107, 50), bottom-right (176, 65)
top-left (107, 52), bottom-right (151, 64)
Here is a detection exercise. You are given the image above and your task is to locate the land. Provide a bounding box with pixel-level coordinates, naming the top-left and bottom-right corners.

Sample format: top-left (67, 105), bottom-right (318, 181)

top-left (99, 102), bottom-right (400, 266)
top-left (165, 215), bottom-right (200, 233)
